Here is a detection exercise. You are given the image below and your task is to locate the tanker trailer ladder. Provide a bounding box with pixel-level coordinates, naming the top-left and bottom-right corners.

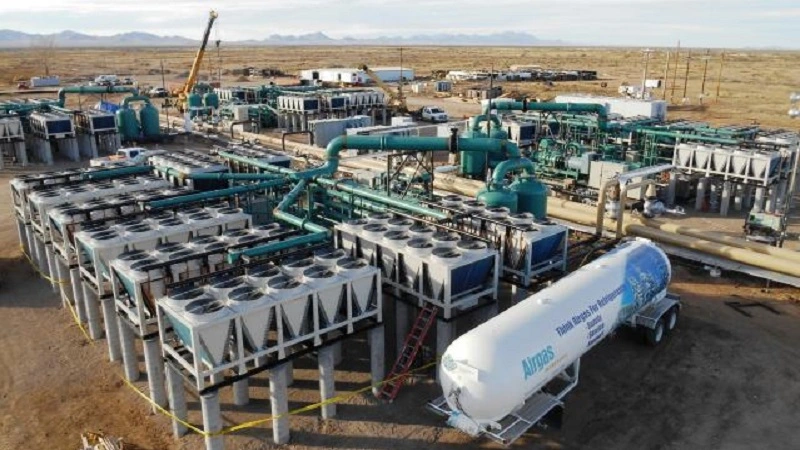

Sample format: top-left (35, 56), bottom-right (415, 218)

top-left (378, 303), bottom-right (439, 401)
top-left (427, 359), bottom-right (580, 446)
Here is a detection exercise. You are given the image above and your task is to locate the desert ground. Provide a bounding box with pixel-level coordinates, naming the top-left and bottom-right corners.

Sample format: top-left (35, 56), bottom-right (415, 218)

top-left (1, 46), bottom-right (800, 450)
top-left (1, 46), bottom-right (799, 128)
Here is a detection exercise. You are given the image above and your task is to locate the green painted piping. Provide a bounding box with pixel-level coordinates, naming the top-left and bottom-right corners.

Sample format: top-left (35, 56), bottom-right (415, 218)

top-left (637, 129), bottom-right (740, 145)
top-left (482, 100), bottom-right (610, 132)
top-left (147, 179), bottom-right (288, 209)
top-left (153, 166), bottom-right (282, 181)
top-left (121, 95), bottom-right (153, 108)
top-left (80, 165), bottom-right (152, 180)
top-left (315, 177), bottom-right (448, 220)
top-left (491, 157), bottom-right (536, 185)
top-left (217, 150), bottom-right (296, 176)
top-left (57, 86), bottom-right (139, 107)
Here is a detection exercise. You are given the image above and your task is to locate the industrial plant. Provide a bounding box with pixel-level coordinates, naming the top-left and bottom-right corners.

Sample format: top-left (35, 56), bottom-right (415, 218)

top-left (1, 6), bottom-right (800, 450)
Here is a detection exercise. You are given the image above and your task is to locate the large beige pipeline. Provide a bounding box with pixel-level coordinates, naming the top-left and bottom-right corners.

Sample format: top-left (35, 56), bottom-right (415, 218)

top-left (548, 204), bottom-right (800, 278)
top-left (640, 219), bottom-right (800, 264)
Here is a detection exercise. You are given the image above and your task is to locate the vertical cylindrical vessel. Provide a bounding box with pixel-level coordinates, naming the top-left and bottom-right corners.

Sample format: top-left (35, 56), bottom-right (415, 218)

top-left (440, 238), bottom-right (671, 426)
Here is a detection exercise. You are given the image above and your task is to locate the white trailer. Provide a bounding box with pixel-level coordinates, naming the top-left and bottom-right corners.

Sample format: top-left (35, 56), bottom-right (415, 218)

top-left (429, 238), bottom-right (681, 445)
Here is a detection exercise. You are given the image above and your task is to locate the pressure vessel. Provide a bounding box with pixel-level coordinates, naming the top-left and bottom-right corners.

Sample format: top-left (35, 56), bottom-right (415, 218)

top-left (440, 238), bottom-right (671, 426)
top-left (139, 103), bottom-right (160, 138)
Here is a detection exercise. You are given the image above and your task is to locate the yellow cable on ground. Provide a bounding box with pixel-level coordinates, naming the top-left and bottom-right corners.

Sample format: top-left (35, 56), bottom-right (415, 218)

top-left (19, 246), bottom-right (69, 285)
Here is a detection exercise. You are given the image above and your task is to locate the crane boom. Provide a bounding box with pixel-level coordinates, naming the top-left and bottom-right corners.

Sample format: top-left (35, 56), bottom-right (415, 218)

top-left (180, 10), bottom-right (218, 101)
top-left (359, 64), bottom-right (407, 113)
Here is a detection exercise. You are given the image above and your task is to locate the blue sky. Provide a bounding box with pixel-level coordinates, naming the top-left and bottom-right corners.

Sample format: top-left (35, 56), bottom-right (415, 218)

top-left (1, 0), bottom-right (798, 48)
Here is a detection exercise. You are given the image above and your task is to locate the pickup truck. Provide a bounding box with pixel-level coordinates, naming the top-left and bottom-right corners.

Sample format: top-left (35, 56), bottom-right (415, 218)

top-left (417, 106), bottom-right (448, 123)
top-left (90, 148), bottom-right (165, 167)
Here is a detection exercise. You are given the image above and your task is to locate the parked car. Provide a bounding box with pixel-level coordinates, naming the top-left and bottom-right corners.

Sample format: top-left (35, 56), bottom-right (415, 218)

top-left (148, 87), bottom-right (169, 98)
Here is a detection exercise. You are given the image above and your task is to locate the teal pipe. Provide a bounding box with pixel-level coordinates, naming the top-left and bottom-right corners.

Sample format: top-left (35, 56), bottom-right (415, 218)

top-left (315, 177), bottom-right (448, 220)
top-left (637, 129), bottom-right (740, 145)
top-left (217, 150), bottom-right (296, 176)
top-left (153, 166), bottom-right (282, 181)
top-left (227, 229), bottom-right (328, 263)
top-left (148, 179), bottom-right (288, 209)
top-left (276, 179), bottom-right (308, 211)
top-left (122, 95), bottom-right (152, 107)
top-left (298, 135), bottom-right (521, 180)
top-left (482, 100), bottom-right (609, 132)
top-left (57, 85), bottom-right (139, 108)
top-left (469, 114), bottom-right (502, 132)
top-left (491, 157), bottom-right (536, 185)
top-left (80, 165), bottom-right (152, 180)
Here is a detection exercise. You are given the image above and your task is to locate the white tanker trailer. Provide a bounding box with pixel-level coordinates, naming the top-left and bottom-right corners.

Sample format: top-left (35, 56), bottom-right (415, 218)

top-left (428, 238), bottom-right (681, 445)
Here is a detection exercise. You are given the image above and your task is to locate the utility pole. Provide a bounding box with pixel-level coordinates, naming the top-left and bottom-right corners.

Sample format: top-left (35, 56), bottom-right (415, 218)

top-left (662, 51), bottom-right (671, 100)
top-left (700, 49), bottom-right (711, 104)
top-left (399, 47), bottom-right (404, 106)
top-left (715, 52), bottom-right (725, 103)
top-left (682, 50), bottom-right (692, 101)
top-left (670, 40), bottom-right (680, 101)
top-left (641, 48), bottom-right (653, 98)
top-left (216, 40), bottom-right (222, 87)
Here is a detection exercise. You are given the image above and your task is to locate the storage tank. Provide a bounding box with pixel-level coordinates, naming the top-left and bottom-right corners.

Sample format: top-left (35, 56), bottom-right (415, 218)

top-left (477, 186), bottom-right (518, 213)
top-left (203, 91), bottom-right (220, 109)
top-left (139, 103), bottom-right (161, 138)
top-left (510, 175), bottom-right (549, 219)
top-left (115, 107), bottom-right (140, 141)
top-left (187, 92), bottom-right (203, 109)
top-left (460, 151), bottom-right (486, 179)
top-left (440, 239), bottom-right (671, 428)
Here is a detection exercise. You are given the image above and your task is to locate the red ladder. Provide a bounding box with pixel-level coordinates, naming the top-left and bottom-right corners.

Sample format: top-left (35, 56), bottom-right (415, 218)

top-left (378, 303), bottom-right (438, 401)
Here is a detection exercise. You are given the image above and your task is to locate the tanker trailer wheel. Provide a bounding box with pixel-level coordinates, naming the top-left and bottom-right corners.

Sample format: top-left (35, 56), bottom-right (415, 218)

top-left (645, 320), bottom-right (665, 346)
top-left (665, 307), bottom-right (679, 331)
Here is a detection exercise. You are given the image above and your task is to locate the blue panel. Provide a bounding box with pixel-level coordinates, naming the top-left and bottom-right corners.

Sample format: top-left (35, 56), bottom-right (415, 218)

top-left (530, 231), bottom-right (566, 266)
top-left (47, 119), bottom-right (72, 135)
top-left (450, 256), bottom-right (494, 297)
top-left (92, 115), bottom-right (116, 131)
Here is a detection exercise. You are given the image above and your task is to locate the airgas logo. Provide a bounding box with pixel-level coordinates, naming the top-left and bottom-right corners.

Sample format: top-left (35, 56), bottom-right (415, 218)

top-left (522, 345), bottom-right (555, 380)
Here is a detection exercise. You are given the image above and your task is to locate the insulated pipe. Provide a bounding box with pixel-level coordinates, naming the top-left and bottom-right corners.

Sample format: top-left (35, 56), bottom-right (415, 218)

top-left (147, 179), bottom-right (289, 209)
top-left (315, 178), bottom-right (448, 220)
top-left (57, 85), bottom-right (139, 107)
top-left (547, 204), bottom-right (800, 278)
top-left (490, 157), bottom-right (535, 185)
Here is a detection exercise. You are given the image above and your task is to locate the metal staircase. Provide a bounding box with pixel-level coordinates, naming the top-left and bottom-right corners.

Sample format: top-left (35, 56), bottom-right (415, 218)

top-left (378, 303), bottom-right (438, 401)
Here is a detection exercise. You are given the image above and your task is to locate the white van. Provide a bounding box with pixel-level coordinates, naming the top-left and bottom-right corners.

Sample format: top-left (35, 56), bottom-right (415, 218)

top-left (94, 75), bottom-right (119, 86)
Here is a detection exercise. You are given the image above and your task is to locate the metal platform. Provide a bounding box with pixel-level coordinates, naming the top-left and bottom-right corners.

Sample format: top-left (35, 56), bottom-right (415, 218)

top-left (428, 392), bottom-right (563, 446)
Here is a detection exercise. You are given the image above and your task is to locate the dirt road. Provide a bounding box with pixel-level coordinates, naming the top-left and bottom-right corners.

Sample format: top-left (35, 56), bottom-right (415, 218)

top-left (1, 167), bottom-right (799, 450)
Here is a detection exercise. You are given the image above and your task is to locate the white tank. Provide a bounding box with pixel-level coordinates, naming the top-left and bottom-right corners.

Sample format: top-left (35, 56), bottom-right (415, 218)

top-left (440, 239), bottom-right (671, 426)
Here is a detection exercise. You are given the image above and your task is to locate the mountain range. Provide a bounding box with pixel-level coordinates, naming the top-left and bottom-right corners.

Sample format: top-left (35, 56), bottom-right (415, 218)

top-left (0, 29), bottom-right (564, 47)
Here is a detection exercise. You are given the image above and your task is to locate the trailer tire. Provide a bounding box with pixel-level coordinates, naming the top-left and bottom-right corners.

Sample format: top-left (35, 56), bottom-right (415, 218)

top-left (665, 307), bottom-right (679, 331)
top-left (645, 320), bottom-right (665, 346)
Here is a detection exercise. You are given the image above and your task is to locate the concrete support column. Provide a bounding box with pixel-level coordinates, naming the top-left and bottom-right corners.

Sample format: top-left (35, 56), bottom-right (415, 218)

top-left (285, 360), bottom-right (294, 386)
top-left (318, 346), bottom-right (337, 419)
top-left (777, 179), bottom-right (789, 210)
top-left (233, 377), bottom-right (249, 407)
top-left (33, 236), bottom-right (45, 270)
top-left (395, 301), bottom-right (410, 355)
top-left (118, 318), bottom-right (140, 381)
top-left (766, 187), bottom-right (778, 213)
top-left (742, 185), bottom-right (753, 210)
top-left (166, 364), bottom-right (188, 438)
top-left (754, 186), bottom-right (766, 212)
top-left (70, 268), bottom-right (87, 323)
top-left (720, 181), bottom-right (732, 216)
top-left (211, 371), bottom-right (225, 385)
top-left (695, 177), bottom-right (708, 211)
top-left (143, 338), bottom-right (167, 414)
top-left (82, 283), bottom-right (103, 340)
top-left (45, 245), bottom-right (58, 293)
top-left (436, 320), bottom-right (456, 381)
top-left (101, 297), bottom-right (121, 362)
top-left (25, 226), bottom-right (36, 266)
top-left (269, 363), bottom-right (290, 445)
top-left (15, 141), bottom-right (28, 166)
top-left (667, 174), bottom-right (678, 206)
top-left (332, 341), bottom-right (343, 366)
top-left (53, 257), bottom-right (68, 307)
top-left (369, 326), bottom-right (385, 398)
top-left (201, 392), bottom-right (224, 450)
top-left (734, 185), bottom-right (743, 211)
